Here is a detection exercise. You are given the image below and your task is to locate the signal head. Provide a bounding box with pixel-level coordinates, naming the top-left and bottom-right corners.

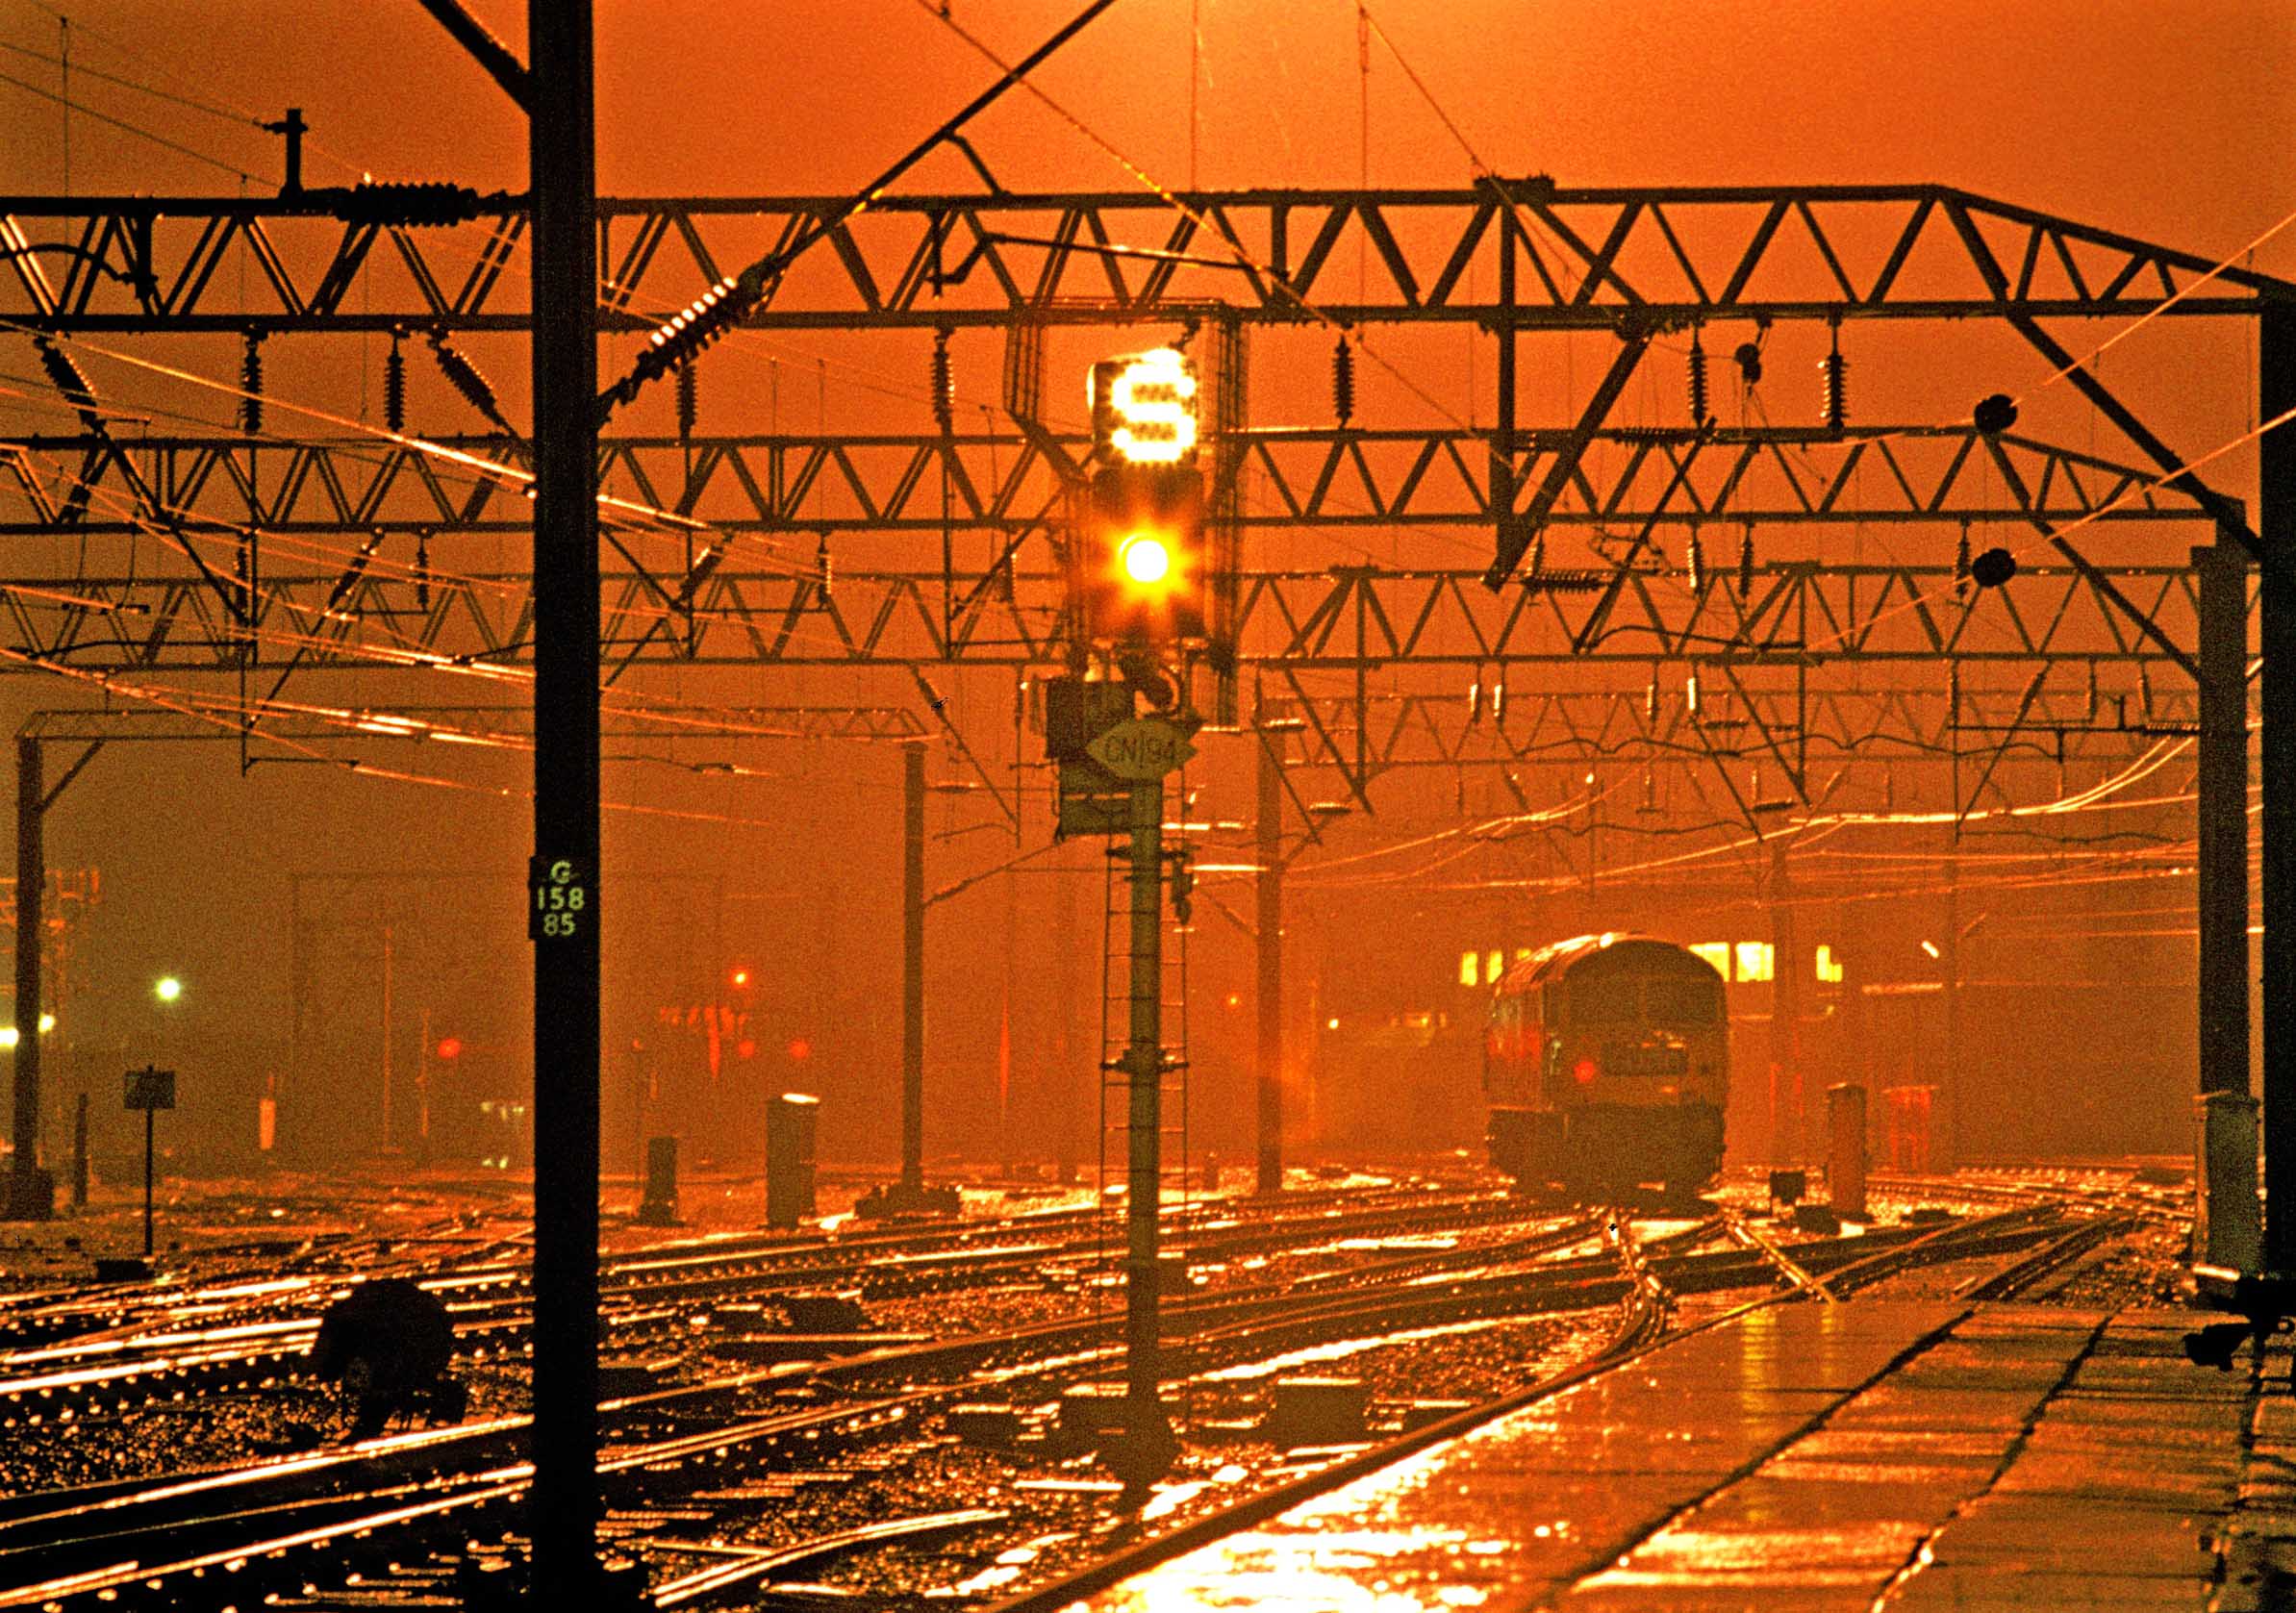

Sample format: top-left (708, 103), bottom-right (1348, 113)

top-left (1082, 464), bottom-right (1206, 644)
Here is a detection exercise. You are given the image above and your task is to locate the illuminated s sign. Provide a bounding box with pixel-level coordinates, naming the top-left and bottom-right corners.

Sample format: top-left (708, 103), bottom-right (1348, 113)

top-left (1092, 348), bottom-right (1199, 465)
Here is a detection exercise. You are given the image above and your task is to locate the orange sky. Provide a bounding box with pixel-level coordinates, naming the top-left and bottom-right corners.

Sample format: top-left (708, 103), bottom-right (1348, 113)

top-left (0, 1), bottom-right (2283, 1163)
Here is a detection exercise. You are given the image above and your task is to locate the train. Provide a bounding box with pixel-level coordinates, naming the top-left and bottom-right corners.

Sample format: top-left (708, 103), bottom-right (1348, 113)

top-left (1482, 933), bottom-right (1729, 1197)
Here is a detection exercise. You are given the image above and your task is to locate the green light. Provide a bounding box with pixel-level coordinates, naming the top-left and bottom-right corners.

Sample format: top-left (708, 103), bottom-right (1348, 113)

top-left (154, 976), bottom-right (183, 1003)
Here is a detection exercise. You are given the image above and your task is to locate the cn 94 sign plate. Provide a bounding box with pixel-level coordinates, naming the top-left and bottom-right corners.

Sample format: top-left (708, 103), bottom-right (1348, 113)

top-left (1086, 718), bottom-right (1196, 781)
top-left (529, 855), bottom-right (595, 942)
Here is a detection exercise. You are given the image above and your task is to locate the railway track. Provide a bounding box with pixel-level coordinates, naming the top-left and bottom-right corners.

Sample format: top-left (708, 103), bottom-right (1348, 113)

top-left (0, 1167), bottom-right (2163, 1611)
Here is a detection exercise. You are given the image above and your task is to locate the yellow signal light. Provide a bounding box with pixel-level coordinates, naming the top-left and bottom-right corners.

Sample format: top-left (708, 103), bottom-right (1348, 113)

top-left (1119, 531), bottom-right (1173, 586)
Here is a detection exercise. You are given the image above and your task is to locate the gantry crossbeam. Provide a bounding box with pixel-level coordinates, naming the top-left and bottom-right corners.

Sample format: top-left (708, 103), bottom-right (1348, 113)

top-left (0, 426), bottom-right (2202, 538)
top-left (4, 184), bottom-right (2289, 332)
top-left (0, 560), bottom-right (2241, 675)
top-left (1260, 684), bottom-right (2217, 778)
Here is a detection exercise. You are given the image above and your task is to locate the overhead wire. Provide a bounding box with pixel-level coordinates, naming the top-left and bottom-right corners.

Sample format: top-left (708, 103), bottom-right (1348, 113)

top-left (911, 0), bottom-right (1474, 435)
top-left (8, 11), bottom-right (2272, 875)
top-left (0, 636), bottom-right (798, 829)
top-left (0, 36), bottom-right (265, 138)
top-left (0, 63), bottom-right (259, 182)
top-left (0, 430), bottom-right (918, 747)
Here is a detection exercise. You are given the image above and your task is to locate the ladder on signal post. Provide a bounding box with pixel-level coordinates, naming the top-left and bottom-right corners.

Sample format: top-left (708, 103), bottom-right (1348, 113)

top-left (1096, 820), bottom-right (1192, 1280)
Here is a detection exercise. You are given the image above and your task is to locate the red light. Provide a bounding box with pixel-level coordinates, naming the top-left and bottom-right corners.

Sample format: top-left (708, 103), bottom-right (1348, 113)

top-left (1571, 1057), bottom-right (1600, 1086)
top-left (787, 1037), bottom-right (812, 1062)
top-left (735, 1038), bottom-right (758, 1061)
top-left (729, 968), bottom-right (751, 989)
top-left (436, 1037), bottom-right (463, 1062)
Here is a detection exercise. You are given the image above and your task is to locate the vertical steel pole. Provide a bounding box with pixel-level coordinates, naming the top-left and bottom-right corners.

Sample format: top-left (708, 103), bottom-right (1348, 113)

top-left (69, 1092), bottom-right (86, 1209)
top-left (1054, 838), bottom-right (1083, 1182)
top-left (379, 923), bottom-right (393, 1150)
top-left (901, 743), bottom-right (925, 1195)
top-left (1254, 739), bottom-right (1283, 1195)
top-left (2261, 308), bottom-right (2296, 1273)
top-left (9, 738), bottom-right (40, 1218)
top-left (528, 2), bottom-right (601, 1600)
top-left (2196, 539), bottom-right (2251, 1099)
top-left (1767, 838), bottom-right (1800, 1164)
top-left (140, 1105), bottom-right (153, 1257)
top-left (1941, 850), bottom-right (1961, 1172)
top-left (1492, 189), bottom-right (1516, 566)
top-left (1123, 778), bottom-right (1170, 1449)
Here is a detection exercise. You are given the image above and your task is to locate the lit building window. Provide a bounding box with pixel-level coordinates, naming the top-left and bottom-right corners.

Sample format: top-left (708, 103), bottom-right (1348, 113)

top-left (1689, 942), bottom-right (1731, 979)
top-left (1815, 944), bottom-right (1845, 984)
top-left (1459, 950), bottom-right (1480, 988)
top-left (1735, 942), bottom-right (1776, 983)
top-left (1486, 949), bottom-right (1503, 984)
top-left (1514, 947), bottom-right (1532, 966)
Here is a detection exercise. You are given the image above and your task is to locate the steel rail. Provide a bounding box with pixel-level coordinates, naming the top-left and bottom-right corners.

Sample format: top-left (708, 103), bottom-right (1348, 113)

top-left (981, 1202), bottom-right (2097, 1613)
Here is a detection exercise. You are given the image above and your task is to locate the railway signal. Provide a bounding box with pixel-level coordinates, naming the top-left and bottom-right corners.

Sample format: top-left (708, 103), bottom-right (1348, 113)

top-left (1081, 349), bottom-right (1207, 647)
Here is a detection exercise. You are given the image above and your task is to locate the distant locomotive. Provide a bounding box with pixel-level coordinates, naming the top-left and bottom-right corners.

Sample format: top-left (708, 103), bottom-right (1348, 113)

top-left (1483, 934), bottom-right (1728, 1197)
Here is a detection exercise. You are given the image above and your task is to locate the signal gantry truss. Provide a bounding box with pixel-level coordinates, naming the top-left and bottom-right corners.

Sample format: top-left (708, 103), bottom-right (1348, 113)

top-left (0, 183), bottom-right (2283, 802)
top-left (3, 183), bottom-right (2285, 330)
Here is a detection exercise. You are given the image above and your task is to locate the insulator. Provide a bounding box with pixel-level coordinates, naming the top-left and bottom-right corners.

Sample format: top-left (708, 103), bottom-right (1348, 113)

top-left (1522, 567), bottom-right (1609, 592)
top-left (33, 338), bottom-right (101, 432)
top-left (1491, 674), bottom-right (1505, 722)
top-left (2086, 661), bottom-right (2100, 719)
top-left (1687, 331), bottom-right (1710, 426)
top-left (675, 361), bottom-right (698, 441)
top-left (329, 180), bottom-right (485, 227)
top-left (1686, 528), bottom-right (1705, 593)
top-left (1332, 335), bottom-right (1356, 426)
top-left (816, 534), bottom-right (833, 601)
top-left (1644, 671), bottom-right (1659, 720)
top-left (1641, 769), bottom-right (1656, 812)
top-left (239, 331), bottom-right (265, 435)
top-left (930, 328), bottom-right (954, 436)
top-left (384, 334), bottom-right (408, 434)
top-left (1526, 530), bottom-right (1544, 577)
top-left (429, 334), bottom-right (510, 434)
top-left (1948, 662), bottom-right (1960, 718)
top-left (1955, 526), bottom-right (1973, 597)
top-left (1821, 334), bottom-right (1848, 433)
top-left (1467, 678), bottom-right (1483, 726)
top-left (1973, 392), bottom-right (2018, 436)
top-left (415, 530), bottom-right (431, 615)
top-left (1736, 523), bottom-right (1754, 596)
top-left (1685, 668), bottom-right (1701, 717)
top-left (2137, 663), bottom-right (2153, 719)
top-left (629, 269), bottom-right (765, 395)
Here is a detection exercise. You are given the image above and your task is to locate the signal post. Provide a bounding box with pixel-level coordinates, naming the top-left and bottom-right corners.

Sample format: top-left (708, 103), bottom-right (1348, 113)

top-left (1047, 346), bottom-right (1210, 1483)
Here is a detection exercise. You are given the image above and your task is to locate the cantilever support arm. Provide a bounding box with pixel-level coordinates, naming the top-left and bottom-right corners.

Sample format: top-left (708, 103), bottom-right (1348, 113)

top-left (2005, 312), bottom-right (2271, 568)
top-left (1955, 665), bottom-right (2050, 829)
top-left (1483, 325), bottom-right (1652, 590)
top-left (1981, 438), bottom-right (2201, 681)
top-left (412, 0), bottom-right (532, 112)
